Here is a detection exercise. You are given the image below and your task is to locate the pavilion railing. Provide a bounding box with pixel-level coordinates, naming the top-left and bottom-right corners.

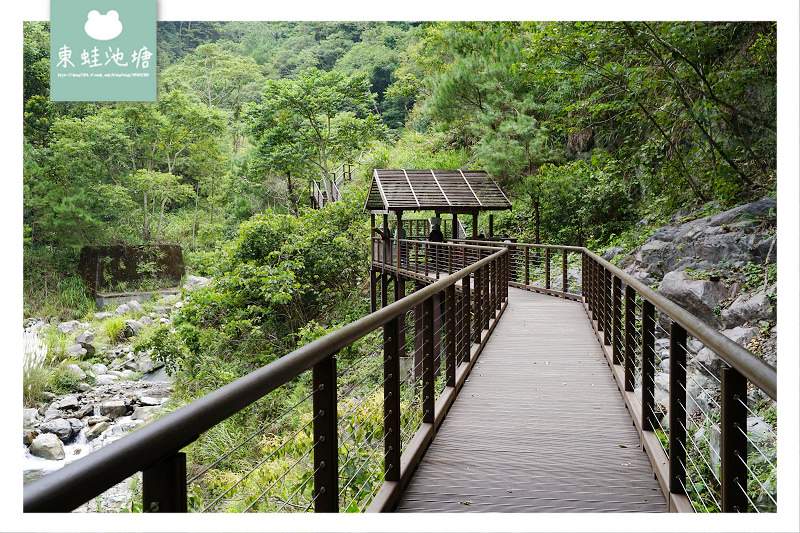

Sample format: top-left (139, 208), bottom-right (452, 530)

top-left (582, 250), bottom-right (777, 513)
top-left (24, 244), bottom-right (509, 513)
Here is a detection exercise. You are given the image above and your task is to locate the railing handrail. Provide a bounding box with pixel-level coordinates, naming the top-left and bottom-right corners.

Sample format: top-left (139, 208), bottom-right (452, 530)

top-left (23, 246), bottom-right (508, 513)
top-left (582, 249), bottom-right (776, 400)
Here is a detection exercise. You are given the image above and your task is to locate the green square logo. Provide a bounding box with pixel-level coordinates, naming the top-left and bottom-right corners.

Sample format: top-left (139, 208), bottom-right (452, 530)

top-left (50, 0), bottom-right (156, 101)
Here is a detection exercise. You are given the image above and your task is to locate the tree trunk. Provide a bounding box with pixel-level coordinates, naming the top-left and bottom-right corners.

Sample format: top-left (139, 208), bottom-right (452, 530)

top-left (286, 171), bottom-right (300, 217)
top-left (156, 197), bottom-right (168, 241)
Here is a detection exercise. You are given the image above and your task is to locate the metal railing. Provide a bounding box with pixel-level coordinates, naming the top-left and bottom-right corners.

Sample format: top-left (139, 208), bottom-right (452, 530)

top-left (581, 250), bottom-right (777, 513)
top-left (24, 243), bottom-right (510, 513)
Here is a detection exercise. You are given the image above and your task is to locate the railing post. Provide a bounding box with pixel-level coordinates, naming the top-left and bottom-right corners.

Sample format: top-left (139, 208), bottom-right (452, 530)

top-left (445, 285), bottom-right (456, 387)
top-left (483, 262), bottom-right (491, 329)
top-left (601, 267), bottom-right (609, 343)
top-left (384, 317), bottom-right (401, 482)
top-left (544, 248), bottom-right (550, 290)
top-left (422, 297), bottom-right (435, 424)
top-left (669, 322), bottom-right (687, 497)
top-left (721, 365), bottom-right (749, 512)
top-left (612, 275), bottom-right (622, 364)
top-left (562, 249), bottom-right (568, 297)
top-left (587, 257), bottom-right (595, 317)
top-left (524, 247), bottom-right (530, 286)
top-left (463, 273), bottom-right (472, 364)
top-left (641, 300), bottom-right (656, 431)
top-left (142, 452), bottom-right (187, 512)
top-left (473, 267), bottom-right (483, 344)
top-left (624, 285), bottom-right (636, 392)
top-left (313, 355), bottom-right (338, 512)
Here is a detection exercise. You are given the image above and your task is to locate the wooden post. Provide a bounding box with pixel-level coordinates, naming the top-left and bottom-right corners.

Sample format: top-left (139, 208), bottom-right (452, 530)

top-left (562, 249), bottom-right (568, 298)
top-left (472, 212), bottom-right (478, 238)
top-left (612, 275), bottom-right (622, 365)
top-left (383, 317), bottom-right (401, 482)
top-left (313, 355), bottom-right (338, 512)
top-left (422, 297), bottom-right (435, 424)
top-left (721, 365), bottom-right (749, 512)
top-left (669, 322), bottom-right (687, 497)
top-left (624, 285), bottom-right (636, 392)
top-left (463, 274), bottom-right (472, 364)
top-left (488, 213), bottom-right (494, 237)
top-left (142, 452), bottom-right (187, 512)
top-left (452, 213), bottom-right (458, 240)
top-left (641, 300), bottom-right (656, 431)
top-left (445, 285), bottom-right (456, 388)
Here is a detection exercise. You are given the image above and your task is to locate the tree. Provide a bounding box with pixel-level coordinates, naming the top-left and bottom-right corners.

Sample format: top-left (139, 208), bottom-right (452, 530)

top-left (246, 67), bottom-right (386, 202)
top-left (127, 170), bottom-right (194, 242)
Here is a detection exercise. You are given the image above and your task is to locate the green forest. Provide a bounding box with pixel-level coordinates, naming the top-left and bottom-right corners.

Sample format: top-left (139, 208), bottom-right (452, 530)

top-left (22, 20), bottom-right (778, 512)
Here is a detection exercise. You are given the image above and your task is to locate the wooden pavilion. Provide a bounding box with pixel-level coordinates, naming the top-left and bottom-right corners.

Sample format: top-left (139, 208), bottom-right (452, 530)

top-left (364, 169), bottom-right (512, 240)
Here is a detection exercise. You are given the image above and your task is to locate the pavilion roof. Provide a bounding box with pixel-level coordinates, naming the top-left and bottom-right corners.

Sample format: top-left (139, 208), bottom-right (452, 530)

top-left (364, 169), bottom-right (512, 214)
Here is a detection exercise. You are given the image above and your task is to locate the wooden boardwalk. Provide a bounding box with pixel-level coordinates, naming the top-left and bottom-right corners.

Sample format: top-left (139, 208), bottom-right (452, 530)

top-left (394, 288), bottom-right (666, 512)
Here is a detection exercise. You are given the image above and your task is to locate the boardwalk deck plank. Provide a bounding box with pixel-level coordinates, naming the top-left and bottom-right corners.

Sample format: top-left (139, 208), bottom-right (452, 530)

top-left (394, 287), bottom-right (666, 513)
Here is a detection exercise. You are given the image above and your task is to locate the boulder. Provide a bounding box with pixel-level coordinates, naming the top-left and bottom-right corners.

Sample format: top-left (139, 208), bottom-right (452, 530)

top-left (75, 331), bottom-right (95, 345)
top-left (131, 406), bottom-right (157, 422)
top-left (183, 275), bottom-right (211, 291)
top-left (721, 293), bottom-right (775, 328)
top-left (56, 320), bottom-right (82, 335)
top-left (99, 400), bottom-right (127, 419)
top-left (95, 374), bottom-right (120, 385)
top-left (138, 315), bottom-right (153, 327)
top-left (124, 320), bottom-right (142, 337)
top-left (29, 433), bottom-right (65, 460)
top-left (657, 270), bottom-right (727, 328)
top-left (138, 396), bottom-right (162, 407)
top-left (723, 326), bottom-right (760, 346)
top-left (57, 395), bottom-right (80, 411)
top-left (23, 408), bottom-right (39, 428)
top-left (43, 409), bottom-right (64, 422)
top-left (127, 300), bottom-right (144, 313)
top-left (91, 363), bottom-right (109, 375)
top-left (115, 303), bottom-right (131, 315)
top-left (64, 364), bottom-right (87, 381)
top-left (40, 418), bottom-right (74, 442)
top-left (23, 429), bottom-right (39, 446)
top-left (85, 421), bottom-right (110, 441)
top-left (93, 312), bottom-right (114, 321)
top-left (67, 344), bottom-right (88, 358)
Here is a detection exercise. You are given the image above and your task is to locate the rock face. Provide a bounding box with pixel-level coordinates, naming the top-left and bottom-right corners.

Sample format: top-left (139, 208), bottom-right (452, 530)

top-left (618, 197), bottom-right (776, 280)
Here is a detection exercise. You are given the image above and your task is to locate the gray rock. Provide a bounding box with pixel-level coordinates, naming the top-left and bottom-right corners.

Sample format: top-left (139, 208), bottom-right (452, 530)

top-left (58, 395), bottom-right (80, 411)
top-left (747, 416), bottom-right (775, 443)
top-left (64, 364), bottom-right (87, 380)
top-left (56, 320), bottom-right (82, 335)
top-left (138, 396), bottom-right (162, 407)
top-left (657, 270), bottom-right (727, 328)
top-left (127, 300), bottom-right (144, 313)
top-left (690, 348), bottom-right (724, 378)
top-left (93, 312), bottom-right (114, 320)
top-left (23, 408), bottom-right (39, 428)
top-left (75, 331), bottom-right (95, 345)
top-left (74, 403), bottom-right (94, 418)
top-left (115, 303), bottom-right (131, 315)
top-left (722, 326), bottom-right (759, 346)
top-left (183, 275), bottom-right (211, 291)
top-left (95, 374), bottom-right (120, 385)
top-left (76, 382), bottom-right (92, 392)
top-left (85, 421), bottom-right (110, 441)
top-left (91, 363), bottom-right (109, 375)
top-left (43, 409), bottom-right (64, 422)
top-left (119, 369), bottom-right (138, 380)
top-left (23, 428), bottom-right (39, 446)
top-left (67, 344), bottom-right (87, 358)
top-left (138, 315), bottom-right (153, 327)
top-left (29, 433), bottom-right (65, 460)
top-left (67, 417), bottom-right (83, 435)
top-left (721, 293), bottom-right (775, 328)
top-left (124, 320), bottom-right (142, 337)
top-left (131, 406), bottom-right (157, 422)
top-left (40, 418), bottom-right (74, 442)
top-left (99, 400), bottom-right (127, 419)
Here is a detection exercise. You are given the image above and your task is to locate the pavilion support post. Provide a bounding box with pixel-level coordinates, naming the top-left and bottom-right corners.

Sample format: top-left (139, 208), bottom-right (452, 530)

top-left (370, 269), bottom-right (377, 313)
top-left (488, 214), bottom-right (494, 238)
top-left (472, 212), bottom-right (478, 238)
top-left (452, 213), bottom-right (458, 240)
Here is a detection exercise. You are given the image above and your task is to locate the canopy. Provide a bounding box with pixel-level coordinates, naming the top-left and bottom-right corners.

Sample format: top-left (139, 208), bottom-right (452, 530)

top-left (364, 169), bottom-right (512, 214)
